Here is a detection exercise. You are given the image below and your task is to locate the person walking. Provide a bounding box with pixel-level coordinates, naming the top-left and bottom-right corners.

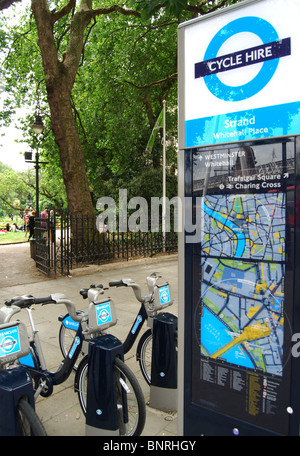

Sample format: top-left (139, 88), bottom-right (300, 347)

top-left (24, 208), bottom-right (30, 237)
top-left (28, 210), bottom-right (35, 241)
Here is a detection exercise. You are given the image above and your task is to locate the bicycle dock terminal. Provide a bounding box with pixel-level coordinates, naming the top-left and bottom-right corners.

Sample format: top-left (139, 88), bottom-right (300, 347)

top-left (148, 284), bottom-right (178, 412)
top-left (83, 296), bottom-right (124, 436)
top-left (0, 320), bottom-right (45, 435)
top-left (109, 275), bottom-right (178, 414)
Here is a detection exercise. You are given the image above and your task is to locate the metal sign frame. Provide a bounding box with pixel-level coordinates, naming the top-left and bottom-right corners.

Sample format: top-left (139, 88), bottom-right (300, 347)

top-left (178, 0), bottom-right (300, 436)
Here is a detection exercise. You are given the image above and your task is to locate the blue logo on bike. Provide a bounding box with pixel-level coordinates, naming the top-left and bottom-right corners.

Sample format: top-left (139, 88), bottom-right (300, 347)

top-left (159, 286), bottom-right (170, 305)
top-left (0, 326), bottom-right (21, 357)
top-left (63, 315), bottom-right (79, 330)
top-left (96, 302), bottom-right (112, 326)
top-left (68, 336), bottom-right (80, 359)
top-left (131, 316), bottom-right (142, 334)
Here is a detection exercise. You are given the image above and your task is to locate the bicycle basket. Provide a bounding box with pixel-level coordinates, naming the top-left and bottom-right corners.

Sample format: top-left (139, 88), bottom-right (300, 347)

top-left (145, 283), bottom-right (173, 315)
top-left (84, 298), bottom-right (117, 335)
top-left (0, 321), bottom-right (30, 367)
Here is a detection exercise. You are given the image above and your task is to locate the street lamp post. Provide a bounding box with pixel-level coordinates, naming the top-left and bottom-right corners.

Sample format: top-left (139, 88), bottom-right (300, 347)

top-left (25, 114), bottom-right (46, 216)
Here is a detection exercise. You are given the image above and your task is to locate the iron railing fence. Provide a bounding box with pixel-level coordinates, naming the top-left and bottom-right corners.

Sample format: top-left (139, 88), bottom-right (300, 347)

top-left (33, 213), bottom-right (178, 277)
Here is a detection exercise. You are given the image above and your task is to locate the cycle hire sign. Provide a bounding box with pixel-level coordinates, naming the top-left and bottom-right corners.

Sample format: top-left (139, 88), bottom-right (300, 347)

top-left (180, 0), bottom-right (300, 148)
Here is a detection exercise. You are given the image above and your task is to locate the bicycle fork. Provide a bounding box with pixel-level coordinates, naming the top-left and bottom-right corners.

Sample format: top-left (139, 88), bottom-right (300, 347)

top-left (26, 308), bottom-right (47, 370)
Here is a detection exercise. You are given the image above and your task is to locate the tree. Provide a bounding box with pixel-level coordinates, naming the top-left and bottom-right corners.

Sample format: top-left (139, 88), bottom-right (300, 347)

top-left (30, 0), bottom-right (96, 217)
top-left (2, 0), bottom-right (136, 217)
top-left (0, 161), bottom-right (67, 214)
top-left (1, 0), bottom-right (242, 218)
top-left (70, 8), bottom-right (179, 194)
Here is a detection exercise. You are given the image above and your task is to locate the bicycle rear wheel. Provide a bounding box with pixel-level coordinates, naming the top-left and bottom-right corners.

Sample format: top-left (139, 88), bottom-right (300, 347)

top-left (76, 356), bottom-right (146, 436)
top-left (17, 398), bottom-right (47, 436)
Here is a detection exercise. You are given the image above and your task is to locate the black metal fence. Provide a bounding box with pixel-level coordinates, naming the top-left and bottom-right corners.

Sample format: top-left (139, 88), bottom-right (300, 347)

top-left (33, 213), bottom-right (178, 277)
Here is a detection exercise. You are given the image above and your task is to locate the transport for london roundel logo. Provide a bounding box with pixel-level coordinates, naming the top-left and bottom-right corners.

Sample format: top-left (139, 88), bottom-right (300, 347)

top-left (194, 16), bottom-right (291, 102)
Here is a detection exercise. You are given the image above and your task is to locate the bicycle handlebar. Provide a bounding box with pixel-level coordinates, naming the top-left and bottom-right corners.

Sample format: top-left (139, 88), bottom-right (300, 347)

top-left (109, 278), bottom-right (145, 302)
top-left (5, 295), bottom-right (54, 308)
top-left (109, 280), bottom-right (127, 288)
top-left (80, 284), bottom-right (104, 299)
top-left (4, 294), bottom-right (83, 323)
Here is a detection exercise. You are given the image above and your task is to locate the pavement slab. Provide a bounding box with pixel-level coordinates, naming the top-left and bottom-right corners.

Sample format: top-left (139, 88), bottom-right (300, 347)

top-left (0, 242), bottom-right (179, 437)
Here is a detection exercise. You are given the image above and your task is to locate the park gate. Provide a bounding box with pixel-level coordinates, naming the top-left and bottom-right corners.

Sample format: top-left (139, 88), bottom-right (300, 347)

top-left (33, 213), bottom-right (177, 277)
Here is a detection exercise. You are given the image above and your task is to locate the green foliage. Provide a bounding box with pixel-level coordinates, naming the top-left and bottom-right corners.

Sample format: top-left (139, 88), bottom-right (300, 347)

top-left (0, 160), bottom-right (67, 214)
top-left (130, 0), bottom-right (188, 18)
top-left (71, 8), bottom-right (179, 201)
top-left (128, 168), bottom-right (177, 202)
top-left (0, 1), bottom-right (44, 126)
top-left (0, 0), bottom-right (243, 213)
top-left (97, 168), bottom-right (177, 204)
top-left (131, 0), bottom-right (243, 18)
top-left (0, 162), bottom-right (32, 212)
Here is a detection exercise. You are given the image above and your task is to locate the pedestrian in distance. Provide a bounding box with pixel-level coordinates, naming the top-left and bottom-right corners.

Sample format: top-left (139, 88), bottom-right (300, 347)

top-left (24, 208), bottom-right (30, 237)
top-left (28, 210), bottom-right (35, 241)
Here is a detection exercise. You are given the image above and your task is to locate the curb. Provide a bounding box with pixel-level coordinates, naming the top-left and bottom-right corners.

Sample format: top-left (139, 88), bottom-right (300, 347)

top-left (68, 253), bottom-right (178, 278)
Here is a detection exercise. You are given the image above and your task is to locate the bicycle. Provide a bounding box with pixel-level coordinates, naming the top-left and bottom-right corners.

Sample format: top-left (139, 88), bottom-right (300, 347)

top-left (0, 320), bottom-right (46, 436)
top-left (1, 291), bottom-right (146, 436)
top-left (59, 273), bottom-right (177, 385)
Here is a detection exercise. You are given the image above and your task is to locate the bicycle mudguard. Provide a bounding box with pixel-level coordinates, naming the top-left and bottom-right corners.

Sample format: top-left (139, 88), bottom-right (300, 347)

top-left (19, 345), bottom-right (38, 368)
top-left (58, 313), bottom-right (80, 331)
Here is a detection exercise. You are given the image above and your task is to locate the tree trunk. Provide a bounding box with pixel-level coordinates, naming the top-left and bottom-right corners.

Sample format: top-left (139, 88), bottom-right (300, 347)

top-left (31, 0), bottom-right (94, 217)
top-left (46, 78), bottom-right (93, 217)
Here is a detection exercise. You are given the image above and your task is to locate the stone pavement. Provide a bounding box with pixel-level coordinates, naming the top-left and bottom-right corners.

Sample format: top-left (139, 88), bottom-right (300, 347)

top-left (0, 242), bottom-right (179, 437)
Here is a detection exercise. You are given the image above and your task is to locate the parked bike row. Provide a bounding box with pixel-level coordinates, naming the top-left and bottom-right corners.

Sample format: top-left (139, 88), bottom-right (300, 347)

top-left (0, 273), bottom-right (177, 436)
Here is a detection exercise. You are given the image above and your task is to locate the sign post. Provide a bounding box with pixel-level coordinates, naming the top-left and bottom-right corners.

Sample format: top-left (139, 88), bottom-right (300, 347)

top-left (178, 0), bottom-right (300, 435)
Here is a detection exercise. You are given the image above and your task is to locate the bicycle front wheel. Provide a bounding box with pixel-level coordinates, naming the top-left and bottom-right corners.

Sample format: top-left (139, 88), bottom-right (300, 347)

top-left (17, 398), bottom-right (47, 436)
top-left (137, 329), bottom-right (152, 385)
top-left (59, 323), bottom-right (84, 371)
top-left (137, 326), bottom-right (178, 385)
top-left (76, 356), bottom-right (146, 436)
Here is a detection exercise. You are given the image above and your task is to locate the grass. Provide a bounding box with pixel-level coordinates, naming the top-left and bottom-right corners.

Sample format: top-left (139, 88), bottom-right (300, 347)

top-left (0, 216), bottom-right (27, 245)
top-left (0, 230), bottom-right (28, 245)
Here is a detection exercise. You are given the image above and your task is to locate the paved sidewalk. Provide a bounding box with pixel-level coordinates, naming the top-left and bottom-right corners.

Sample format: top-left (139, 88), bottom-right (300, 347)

top-left (0, 243), bottom-right (178, 437)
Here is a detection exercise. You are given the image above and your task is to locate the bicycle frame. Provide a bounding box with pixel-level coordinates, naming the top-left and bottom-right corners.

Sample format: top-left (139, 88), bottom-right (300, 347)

top-left (109, 275), bottom-right (174, 353)
top-left (0, 294), bottom-right (95, 401)
top-left (60, 275), bottom-right (173, 356)
top-left (1, 293), bottom-right (145, 436)
top-left (20, 306), bottom-right (86, 399)
top-left (121, 303), bottom-right (149, 355)
top-left (58, 276), bottom-right (176, 388)
top-left (59, 291), bottom-right (151, 356)
top-left (0, 321), bottom-right (46, 436)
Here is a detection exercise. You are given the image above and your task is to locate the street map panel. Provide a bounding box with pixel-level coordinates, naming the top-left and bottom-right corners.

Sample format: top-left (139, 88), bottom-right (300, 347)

top-left (200, 192), bottom-right (285, 376)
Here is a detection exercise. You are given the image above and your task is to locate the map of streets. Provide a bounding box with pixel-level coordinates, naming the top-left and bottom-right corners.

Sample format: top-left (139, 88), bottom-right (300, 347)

top-left (199, 193), bottom-right (285, 376)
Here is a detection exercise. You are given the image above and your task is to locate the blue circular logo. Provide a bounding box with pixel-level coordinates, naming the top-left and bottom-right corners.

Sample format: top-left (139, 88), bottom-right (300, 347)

top-left (204, 16), bottom-right (279, 101)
